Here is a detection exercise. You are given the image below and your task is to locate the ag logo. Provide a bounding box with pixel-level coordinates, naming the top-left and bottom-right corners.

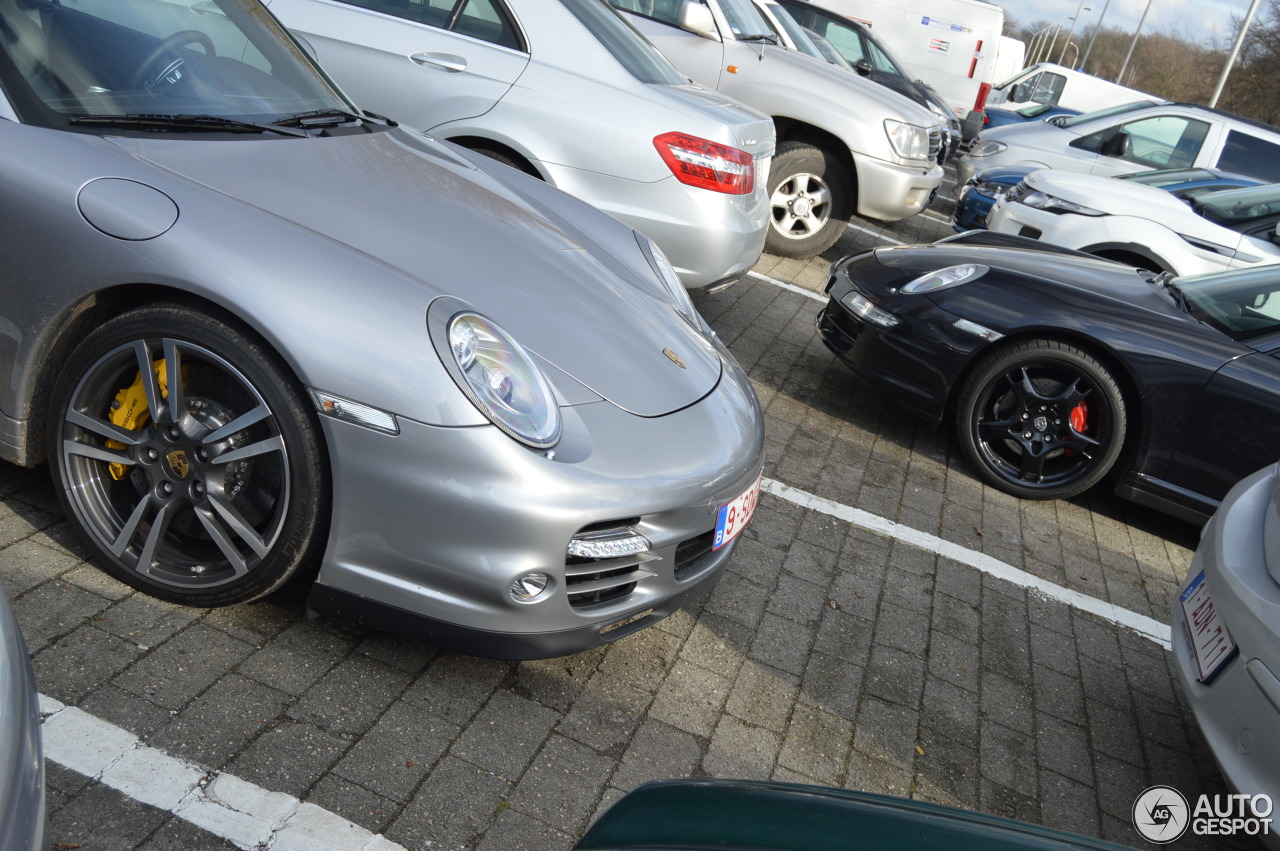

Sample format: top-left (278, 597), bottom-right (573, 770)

top-left (1133, 785), bottom-right (1190, 843)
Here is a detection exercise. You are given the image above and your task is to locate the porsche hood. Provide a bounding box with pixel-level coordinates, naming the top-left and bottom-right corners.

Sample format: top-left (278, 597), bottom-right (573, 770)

top-left (108, 128), bottom-right (721, 419)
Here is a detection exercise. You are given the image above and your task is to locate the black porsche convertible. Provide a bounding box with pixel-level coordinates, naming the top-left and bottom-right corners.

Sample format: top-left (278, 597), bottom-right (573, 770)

top-left (817, 231), bottom-right (1280, 523)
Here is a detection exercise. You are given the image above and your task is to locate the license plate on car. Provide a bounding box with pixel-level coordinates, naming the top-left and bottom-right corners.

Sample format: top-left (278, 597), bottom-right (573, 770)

top-left (713, 472), bottom-right (762, 550)
top-left (1179, 570), bottom-right (1238, 683)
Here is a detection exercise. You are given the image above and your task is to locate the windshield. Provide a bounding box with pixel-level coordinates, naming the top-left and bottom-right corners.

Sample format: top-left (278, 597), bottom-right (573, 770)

top-left (1195, 183), bottom-right (1280, 226)
top-left (1178, 266), bottom-right (1280, 342)
top-left (1058, 100), bottom-right (1164, 129)
top-left (0, 0), bottom-right (355, 129)
top-left (756, 1), bottom-right (817, 55)
top-left (718, 0), bottom-right (771, 37)
top-left (561, 0), bottom-right (686, 85)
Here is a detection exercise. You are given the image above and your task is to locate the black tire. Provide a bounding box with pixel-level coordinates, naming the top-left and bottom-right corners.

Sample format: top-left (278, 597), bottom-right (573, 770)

top-left (765, 141), bottom-right (854, 259)
top-left (1090, 250), bottom-right (1167, 274)
top-left (955, 339), bottom-right (1126, 500)
top-left (469, 147), bottom-right (540, 179)
top-left (48, 303), bottom-right (329, 607)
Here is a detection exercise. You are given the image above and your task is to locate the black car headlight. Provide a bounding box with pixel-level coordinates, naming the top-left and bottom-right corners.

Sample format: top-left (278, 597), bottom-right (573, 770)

top-left (900, 264), bottom-right (989, 293)
top-left (431, 304), bottom-right (561, 449)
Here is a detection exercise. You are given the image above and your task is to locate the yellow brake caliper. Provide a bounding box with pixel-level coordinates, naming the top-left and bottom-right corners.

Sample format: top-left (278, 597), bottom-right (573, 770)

top-left (104, 359), bottom-right (182, 480)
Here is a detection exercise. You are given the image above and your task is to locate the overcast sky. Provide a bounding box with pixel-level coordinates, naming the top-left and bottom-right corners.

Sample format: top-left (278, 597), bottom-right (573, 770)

top-left (1003, 0), bottom-right (1261, 48)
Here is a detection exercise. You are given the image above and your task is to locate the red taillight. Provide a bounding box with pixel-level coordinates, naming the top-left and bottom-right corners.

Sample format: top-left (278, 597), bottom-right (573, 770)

top-left (973, 82), bottom-right (992, 112)
top-left (653, 132), bottom-right (754, 195)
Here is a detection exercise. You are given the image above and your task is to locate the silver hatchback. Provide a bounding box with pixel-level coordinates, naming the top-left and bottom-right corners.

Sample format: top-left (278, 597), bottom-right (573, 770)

top-left (267, 0), bottom-right (776, 291)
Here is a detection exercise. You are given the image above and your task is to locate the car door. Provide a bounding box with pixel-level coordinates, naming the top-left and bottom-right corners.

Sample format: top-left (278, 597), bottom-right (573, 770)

top-left (268, 0), bottom-right (529, 130)
top-left (1163, 343), bottom-right (1280, 503)
top-left (1068, 114), bottom-right (1214, 177)
top-left (610, 1), bottom-right (727, 89)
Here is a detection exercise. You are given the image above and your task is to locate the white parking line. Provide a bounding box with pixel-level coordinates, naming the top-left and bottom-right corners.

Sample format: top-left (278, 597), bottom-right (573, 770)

top-left (38, 696), bottom-right (404, 851)
top-left (762, 478), bottom-right (1173, 649)
top-left (844, 221), bottom-right (905, 244)
top-left (747, 271), bottom-right (826, 303)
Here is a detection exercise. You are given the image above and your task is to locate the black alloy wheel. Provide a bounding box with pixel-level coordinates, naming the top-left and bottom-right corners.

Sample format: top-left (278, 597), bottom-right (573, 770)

top-left (49, 303), bottom-right (329, 607)
top-left (956, 339), bottom-right (1127, 500)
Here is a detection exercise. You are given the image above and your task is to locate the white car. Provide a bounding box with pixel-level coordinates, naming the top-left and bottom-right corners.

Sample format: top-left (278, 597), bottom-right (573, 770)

top-left (266, 0), bottom-right (775, 291)
top-left (958, 100), bottom-right (1280, 187)
top-left (987, 170), bottom-right (1280, 276)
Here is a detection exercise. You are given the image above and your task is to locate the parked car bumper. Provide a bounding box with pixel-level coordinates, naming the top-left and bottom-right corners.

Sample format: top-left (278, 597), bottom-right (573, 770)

top-left (310, 352), bottom-right (766, 660)
top-left (853, 155), bottom-right (944, 222)
top-left (0, 582), bottom-right (46, 851)
top-left (1172, 463), bottom-right (1280, 848)
top-left (543, 162), bottom-right (768, 291)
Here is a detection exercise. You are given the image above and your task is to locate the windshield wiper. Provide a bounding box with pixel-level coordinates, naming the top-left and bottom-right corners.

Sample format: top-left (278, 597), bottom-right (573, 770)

top-left (271, 108), bottom-right (367, 129)
top-left (738, 34), bottom-right (778, 44)
top-left (69, 113), bottom-right (306, 137)
top-left (1146, 271), bottom-right (1194, 314)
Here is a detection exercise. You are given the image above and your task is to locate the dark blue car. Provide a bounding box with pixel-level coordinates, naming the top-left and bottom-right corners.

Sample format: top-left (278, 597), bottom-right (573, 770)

top-left (951, 166), bottom-right (1263, 232)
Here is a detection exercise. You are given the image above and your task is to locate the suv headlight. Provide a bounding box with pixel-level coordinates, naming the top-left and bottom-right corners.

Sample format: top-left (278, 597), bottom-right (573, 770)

top-left (439, 310), bottom-right (561, 448)
top-left (968, 140), bottom-right (1007, 157)
top-left (1021, 190), bottom-right (1104, 216)
top-left (636, 232), bottom-right (701, 326)
top-left (884, 119), bottom-right (930, 160)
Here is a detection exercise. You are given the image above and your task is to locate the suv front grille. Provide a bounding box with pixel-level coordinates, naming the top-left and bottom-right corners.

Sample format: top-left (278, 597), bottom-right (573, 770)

top-left (928, 129), bottom-right (943, 164)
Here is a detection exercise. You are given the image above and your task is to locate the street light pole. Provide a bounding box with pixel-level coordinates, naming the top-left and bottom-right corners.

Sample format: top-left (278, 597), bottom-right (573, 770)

top-left (1081, 0), bottom-right (1113, 71)
top-left (1116, 0), bottom-right (1153, 84)
top-left (1045, 15), bottom-right (1073, 66)
top-left (1058, 0), bottom-right (1092, 65)
top-left (1210, 0), bottom-right (1264, 106)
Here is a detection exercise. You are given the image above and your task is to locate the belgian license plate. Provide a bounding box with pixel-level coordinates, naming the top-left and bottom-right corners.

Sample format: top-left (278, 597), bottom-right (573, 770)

top-left (713, 472), bottom-right (762, 550)
top-left (1179, 570), bottom-right (1238, 683)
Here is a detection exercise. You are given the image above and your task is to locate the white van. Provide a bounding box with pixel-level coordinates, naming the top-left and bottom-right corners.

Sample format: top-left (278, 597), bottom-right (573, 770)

top-left (958, 101), bottom-right (1280, 185)
top-left (987, 63), bottom-right (1152, 113)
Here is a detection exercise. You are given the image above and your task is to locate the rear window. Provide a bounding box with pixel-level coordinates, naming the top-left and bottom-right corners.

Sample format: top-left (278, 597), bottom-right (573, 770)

top-left (1217, 130), bottom-right (1280, 183)
top-left (560, 0), bottom-right (686, 84)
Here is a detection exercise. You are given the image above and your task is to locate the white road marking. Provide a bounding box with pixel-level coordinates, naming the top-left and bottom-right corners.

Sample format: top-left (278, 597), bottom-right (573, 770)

top-left (747, 271), bottom-right (826, 303)
top-left (38, 696), bottom-right (404, 851)
top-left (763, 478), bottom-right (1173, 649)
top-left (844, 221), bottom-right (905, 244)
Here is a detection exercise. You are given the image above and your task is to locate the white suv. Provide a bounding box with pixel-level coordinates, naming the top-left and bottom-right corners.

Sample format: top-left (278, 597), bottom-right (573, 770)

top-left (959, 101), bottom-right (1280, 187)
top-left (987, 170), bottom-right (1280, 276)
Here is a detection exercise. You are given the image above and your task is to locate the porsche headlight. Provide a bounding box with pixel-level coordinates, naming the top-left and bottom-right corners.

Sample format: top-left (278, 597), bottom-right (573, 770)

top-left (445, 312), bottom-right (560, 448)
top-left (884, 119), bottom-right (930, 160)
top-left (900, 264), bottom-right (989, 293)
top-left (1020, 190), bottom-right (1104, 216)
top-left (636, 232), bottom-right (699, 326)
top-left (968, 140), bottom-right (1007, 158)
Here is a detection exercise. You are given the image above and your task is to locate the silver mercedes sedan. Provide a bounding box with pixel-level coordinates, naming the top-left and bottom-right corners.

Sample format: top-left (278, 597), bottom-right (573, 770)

top-left (266, 0), bottom-right (776, 292)
top-left (0, 0), bottom-right (764, 659)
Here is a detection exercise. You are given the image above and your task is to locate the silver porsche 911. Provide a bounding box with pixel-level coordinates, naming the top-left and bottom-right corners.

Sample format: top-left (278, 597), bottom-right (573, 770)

top-left (0, 0), bottom-right (764, 659)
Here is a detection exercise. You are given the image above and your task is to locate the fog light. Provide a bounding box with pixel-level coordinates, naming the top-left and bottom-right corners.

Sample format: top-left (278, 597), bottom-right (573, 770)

top-left (567, 531), bottom-right (651, 560)
top-left (840, 291), bottom-right (900, 328)
top-left (510, 572), bottom-right (549, 602)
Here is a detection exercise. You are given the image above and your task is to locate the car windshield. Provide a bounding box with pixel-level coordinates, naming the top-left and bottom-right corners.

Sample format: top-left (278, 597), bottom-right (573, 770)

top-left (757, 1), bottom-right (819, 55)
top-left (1057, 100), bottom-right (1164, 128)
top-left (719, 0), bottom-right (772, 38)
top-left (1193, 183), bottom-right (1280, 226)
top-left (0, 0), bottom-right (355, 129)
top-left (560, 0), bottom-right (687, 85)
top-left (1178, 266), bottom-right (1280, 341)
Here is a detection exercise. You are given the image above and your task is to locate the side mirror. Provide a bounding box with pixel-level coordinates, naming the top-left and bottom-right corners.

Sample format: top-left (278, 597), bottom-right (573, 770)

top-left (1099, 129), bottom-right (1131, 158)
top-left (854, 58), bottom-right (873, 76)
top-left (1012, 81), bottom-right (1032, 103)
top-left (678, 1), bottom-right (720, 40)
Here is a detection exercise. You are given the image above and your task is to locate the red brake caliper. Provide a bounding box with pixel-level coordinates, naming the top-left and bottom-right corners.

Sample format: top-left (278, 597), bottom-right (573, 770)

top-left (1064, 400), bottom-right (1089, 457)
